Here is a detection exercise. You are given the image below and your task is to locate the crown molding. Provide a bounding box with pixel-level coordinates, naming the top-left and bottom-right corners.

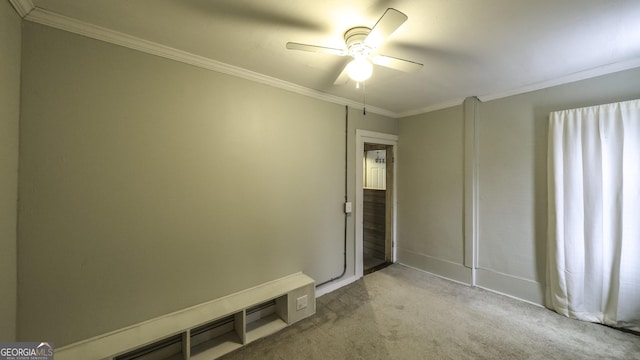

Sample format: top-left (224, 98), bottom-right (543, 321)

top-left (478, 57), bottom-right (640, 102)
top-left (398, 57), bottom-right (640, 117)
top-left (23, 7), bottom-right (398, 118)
top-left (8, 0), bottom-right (34, 18)
top-left (397, 98), bottom-right (466, 118)
top-left (16, 6), bottom-right (640, 119)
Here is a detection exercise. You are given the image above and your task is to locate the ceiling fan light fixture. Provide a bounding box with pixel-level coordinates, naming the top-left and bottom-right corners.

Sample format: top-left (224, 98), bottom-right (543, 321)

top-left (346, 57), bottom-right (373, 82)
top-left (286, 9), bottom-right (421, 86)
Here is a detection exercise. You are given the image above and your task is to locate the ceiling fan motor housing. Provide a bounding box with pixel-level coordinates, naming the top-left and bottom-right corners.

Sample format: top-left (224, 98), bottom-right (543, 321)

top-left (344, 27), bottom-right (373, 58)
top-left (285, 8), bottom-right (422, 85)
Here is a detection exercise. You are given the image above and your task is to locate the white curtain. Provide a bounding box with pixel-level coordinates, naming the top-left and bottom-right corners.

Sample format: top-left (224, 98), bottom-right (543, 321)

top-left (547, 99), bottom-right (640, 332)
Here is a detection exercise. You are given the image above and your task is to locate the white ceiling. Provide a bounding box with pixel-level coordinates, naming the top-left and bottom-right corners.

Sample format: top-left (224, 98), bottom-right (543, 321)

top-left (19, 0), bottom-right (640, 116)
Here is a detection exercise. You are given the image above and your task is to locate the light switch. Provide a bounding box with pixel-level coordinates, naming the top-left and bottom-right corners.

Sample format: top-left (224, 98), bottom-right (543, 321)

top-left (344, 202), bottom-right (352, 214)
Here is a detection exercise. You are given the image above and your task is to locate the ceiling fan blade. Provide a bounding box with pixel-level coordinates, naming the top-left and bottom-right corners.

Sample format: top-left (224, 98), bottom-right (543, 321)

top-left (333, 64), bottom-right (350, 85)
top-left (364, 8), bottom-right (408, 49)
top-left (286, 42), bottom-right (346, 56)
top-left (371, 55), bottom-right (423, 73)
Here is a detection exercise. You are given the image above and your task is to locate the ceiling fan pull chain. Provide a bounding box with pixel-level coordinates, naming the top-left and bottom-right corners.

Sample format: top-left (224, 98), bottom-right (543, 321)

top-left (363, 81), bottom-right (367, 115)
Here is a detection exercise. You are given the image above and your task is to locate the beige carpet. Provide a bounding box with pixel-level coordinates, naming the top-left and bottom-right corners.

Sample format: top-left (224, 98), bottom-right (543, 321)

top-left (221, 264), bottom-right (640, 359)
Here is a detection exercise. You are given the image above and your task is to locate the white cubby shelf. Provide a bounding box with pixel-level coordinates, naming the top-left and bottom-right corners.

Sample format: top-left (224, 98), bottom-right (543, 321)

top-left (54, 273), bottom-right (315, 360)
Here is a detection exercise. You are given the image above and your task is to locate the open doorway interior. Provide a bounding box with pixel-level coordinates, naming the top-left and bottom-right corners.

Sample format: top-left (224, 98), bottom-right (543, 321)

top-left (363, 143), bottom-right (394, 274)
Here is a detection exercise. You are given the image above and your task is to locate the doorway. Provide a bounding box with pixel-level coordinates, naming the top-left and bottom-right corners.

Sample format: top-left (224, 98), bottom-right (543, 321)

top-left (355, 130), bottom-right (397, 278)
top-left (363, 143), bottom-right (393, 274)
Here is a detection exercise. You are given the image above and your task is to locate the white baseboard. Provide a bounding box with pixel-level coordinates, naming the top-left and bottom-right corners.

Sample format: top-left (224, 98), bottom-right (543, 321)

top-left (475, 268), bottom-right (544, 306)
top-left (395, 249), bottom-right (544, 307)
top-left (315, 275), bottom-right (360, 297)
top-left (397, 248), bottom-right (473, 285)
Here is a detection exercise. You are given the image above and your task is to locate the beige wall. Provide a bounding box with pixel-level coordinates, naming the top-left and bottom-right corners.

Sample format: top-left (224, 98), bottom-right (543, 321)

top-left (18, 22), bottom-right (396, 346)
top-left (0, 0), bottom-right (21, 341)
top-left (397, 105), bottom-right (470, 283)
top-left (398, 67), bottom-right (640, 305)
top-left (16, 3), bottom-right (639, 346)
top-left (477, 67), bottom-right (640, 303)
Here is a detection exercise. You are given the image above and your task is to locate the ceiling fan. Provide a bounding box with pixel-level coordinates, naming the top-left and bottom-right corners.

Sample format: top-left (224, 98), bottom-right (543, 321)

top-left (286, 8), bottom-right (423, 85)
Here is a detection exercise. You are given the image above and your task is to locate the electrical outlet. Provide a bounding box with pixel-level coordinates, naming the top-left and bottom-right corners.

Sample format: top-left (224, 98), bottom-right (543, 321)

top-left (296, 295), bottom-right (308, 310)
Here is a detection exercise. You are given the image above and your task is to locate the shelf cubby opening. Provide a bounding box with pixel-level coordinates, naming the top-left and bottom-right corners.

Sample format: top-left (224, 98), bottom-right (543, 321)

top-left (245, 296), bottom-right (288, 343)
top-left (189, 313), bottom-right (244, 360)
top-left (55, 272), bottom-right (315, 360)
top-left (114, 334), bottom-right (183, 360)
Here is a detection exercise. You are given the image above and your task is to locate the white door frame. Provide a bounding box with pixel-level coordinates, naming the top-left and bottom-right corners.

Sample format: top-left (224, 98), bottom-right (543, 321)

top-left (355, 129), bottom-right (398, 278)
